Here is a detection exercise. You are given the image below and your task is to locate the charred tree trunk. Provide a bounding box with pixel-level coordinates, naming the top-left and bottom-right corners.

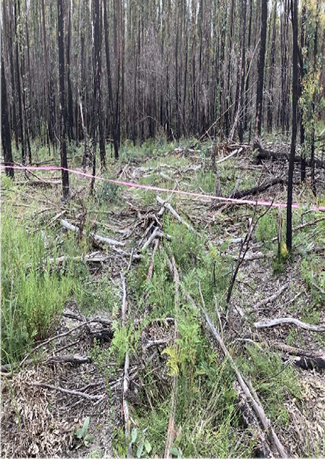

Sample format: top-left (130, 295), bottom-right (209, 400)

top-left (238, 0), bottom-right (247, 143)
top-left (255, 0), bottom-right (267, 137)
top-left (57, 0), bottom-right (69, 199)
top-left (287, 0), bottom-right (298, 251)
top-left (310, 0), bottom-right (320, 196)
top-left (267, 0), bottom-right (277, 132)
top-left (15, 0), bottom-right (25, 164)
top-left (1, 54), bottom-right (14, 178)
top-left (67, 1), bottom-right (74, 142)
top-left (299, 1), bottom-right (306, 182)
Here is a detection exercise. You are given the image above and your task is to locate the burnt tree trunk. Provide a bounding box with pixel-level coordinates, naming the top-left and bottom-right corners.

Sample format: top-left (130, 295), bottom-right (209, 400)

top-left (1, 54), bottom-right (14, 178)
top-left (255, 0), bottom-right (267, 136)
top-left (57, 0), bottom-right (69, 199)
top-left (299, 1), bottom-right (306, 182)
top-left (287, 0), bottom-right (298, 251)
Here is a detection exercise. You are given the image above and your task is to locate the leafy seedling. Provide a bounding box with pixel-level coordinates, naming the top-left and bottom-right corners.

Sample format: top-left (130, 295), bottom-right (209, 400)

top-left (75, 416), bottom-right (94, 449)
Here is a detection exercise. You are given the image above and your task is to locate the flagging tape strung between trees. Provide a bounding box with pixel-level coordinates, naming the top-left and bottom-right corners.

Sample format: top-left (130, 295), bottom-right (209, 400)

top-left (1, 165), bottom-right (325, 212)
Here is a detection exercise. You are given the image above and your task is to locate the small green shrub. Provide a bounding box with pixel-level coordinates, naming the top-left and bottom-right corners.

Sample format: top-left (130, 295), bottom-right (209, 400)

top-left (95, 181), bottom-right (120, 204)
top-left (301, 256), bottom-right (325, 304)
top-left (164, 218), bottom-right (202, 272)
top-left (256, 211), bottom-right (278, 242)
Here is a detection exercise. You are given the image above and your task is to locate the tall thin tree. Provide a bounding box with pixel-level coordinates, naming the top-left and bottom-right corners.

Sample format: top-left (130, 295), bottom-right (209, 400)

top-left (255, 0), bottom-right (268, 136)
top-left (286, 0), bottom-right (298, 251)
top-left (57, 0), bottom-right (69, 199)
top-left (2, 54), bottom-right (14, 178)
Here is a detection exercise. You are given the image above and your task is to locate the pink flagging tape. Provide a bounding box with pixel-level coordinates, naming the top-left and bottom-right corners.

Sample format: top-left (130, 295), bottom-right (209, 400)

top-left (1, 164), bottom-right (325, 212)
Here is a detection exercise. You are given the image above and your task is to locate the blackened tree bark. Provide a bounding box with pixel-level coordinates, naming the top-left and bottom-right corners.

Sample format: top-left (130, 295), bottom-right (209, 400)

top-left (244, 0), bottom-right (253, 133)
top-left (15, 0), bottom-right (25, 164)
top-left (90, 0), bottom-right (106, 188)
top-left (255, 0), bottom-right (267, 136)
top-left (224, 0), bottom-right (235, 137)
top-left (310, 0), bottom-right (320, 196)
top-left (299, 0), bottom-right (306, 182)
top-left (57, 0), bottom-right (69, 199)
top-left (287, 0), bottom-right (298, 251)
top-left (280, 0), bottom-right (290, 134)
top-left (103, 0), bottom-right (115, 149)
top-left (1, 54), bottom-right (14, 178)
top-left (267, 0), bottom-right (277, 132)
top-left (238, 0), bottom-right (247, 143)
top-left (67, 1), bottom-right (74, 142)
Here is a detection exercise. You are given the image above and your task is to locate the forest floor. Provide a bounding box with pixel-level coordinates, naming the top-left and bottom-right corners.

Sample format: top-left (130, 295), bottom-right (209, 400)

top-left (1, 138), bottom-right (325, 458)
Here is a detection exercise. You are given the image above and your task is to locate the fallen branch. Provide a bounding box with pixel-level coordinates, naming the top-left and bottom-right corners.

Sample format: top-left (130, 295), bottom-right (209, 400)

top-left (61, 219), bottom-right (125, 247)
top-left (227, 201), bottom-right (273, 304)
top-left (47, 252), bottom-right (111, 264)
top-left (156, 196), bottom-right (196, 234)
top-left (20, 314), bottom-right (114, 367)
top-left (120, 274), bottom-right (132, 458)
top-left (28, 382), bottom-right (104, 401)
top-left (216, 147), bottom-right (243, 165)
top-left (164, 253), bottom-right (180, 459)
top-left (254, 284), bottom-right (289, 310)
top-left (233, 381), bottom-right (273, 458)
top-left (20, 321), bottom-right (89, 367)
top-left (311, 281), bottom-right (325, 296)
top-left (46, 354), bottom-right (92, 365)
top-left (60, 219), bottom-right (143, 260)
top-left (198, 286), bottom-right (287, 458)
top-left (147, 239), bottom-right (159, 282)
top-left (254, 317), bottom-right (325, 332)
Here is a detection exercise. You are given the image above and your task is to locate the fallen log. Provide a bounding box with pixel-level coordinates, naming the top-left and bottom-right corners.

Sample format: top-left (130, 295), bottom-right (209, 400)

top-left (231, 177), bottom-right (286, 199)
top-left (253, 140), bottom-right (325, 169)
top-left (15, 180), bottom-right (61, 187)
top-left (268, 342), bottom-right (325, 371)
top-left (233, 381), bottom-right (273, 458)
top-left (47, 354), bottom-right (92, 365)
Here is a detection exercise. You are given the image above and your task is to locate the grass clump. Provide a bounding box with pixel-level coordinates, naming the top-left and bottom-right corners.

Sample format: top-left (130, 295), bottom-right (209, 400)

top-left (256, 210), bottom-right (278, 243)
top-left (1, 213), bottom-right (77, 365)
top-left (241, 345), bottom-right (302, 426)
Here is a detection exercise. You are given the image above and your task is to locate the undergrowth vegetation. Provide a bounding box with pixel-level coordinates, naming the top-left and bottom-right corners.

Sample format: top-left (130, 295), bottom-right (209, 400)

top-left (2, 139), bottom-right (324, 458)
top-left (1, 212), bottom-right (76, 364)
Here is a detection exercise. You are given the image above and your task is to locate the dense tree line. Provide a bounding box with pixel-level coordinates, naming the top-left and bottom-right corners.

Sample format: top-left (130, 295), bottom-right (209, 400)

top-left (1, 0), bottom-right (324, 169)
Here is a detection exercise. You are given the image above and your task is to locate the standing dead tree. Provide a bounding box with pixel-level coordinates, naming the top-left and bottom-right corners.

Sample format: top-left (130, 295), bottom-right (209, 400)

top-left (1, 53), bottom-right (14, 178)
top-left (57, 0), bottom-right (69, 199)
